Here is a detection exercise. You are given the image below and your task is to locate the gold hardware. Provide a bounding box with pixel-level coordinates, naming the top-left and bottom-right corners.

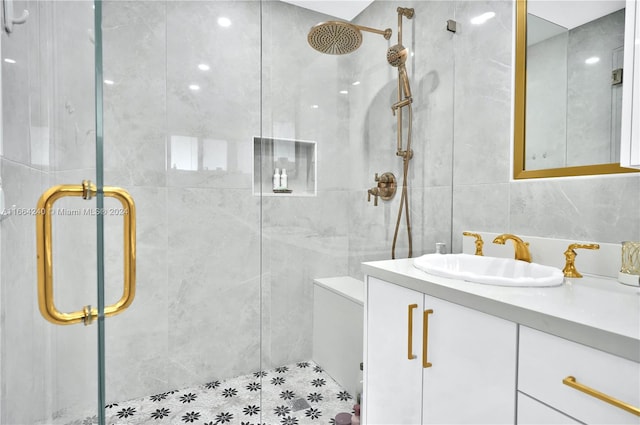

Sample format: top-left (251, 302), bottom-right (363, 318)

top-left (82, 305), bottom-right (94, 326)
top-left (36, 183), bottom-right (136, 325)
top-left (368, 172), bottom-right (397, 206)
top-left (562, 243), bottom-right (600, 278)
top-left (407, 303), bottom-right (417, 360)
top-left (423, 309), bottom-right (433, 368)
top-left (563, 376), bottom-right (640, 417)
top-left (397, 7), bottom-right (415, 19)
top-left (463, 232), bottom-right (484, 256)
top-left (82, 179), bottom-right (95, 200)
top-left (493, 234), bottom-right (531, 262)
top-left (307, 21), bottom-right (391, 55)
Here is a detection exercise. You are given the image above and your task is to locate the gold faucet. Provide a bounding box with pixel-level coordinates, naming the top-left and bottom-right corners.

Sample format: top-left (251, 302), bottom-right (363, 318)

top-left (493, 234), bottom-right (531, 262)
top-left (462, 232), bottom-right (484, 256)
top-left (562, 243), bottom-right (600, 278)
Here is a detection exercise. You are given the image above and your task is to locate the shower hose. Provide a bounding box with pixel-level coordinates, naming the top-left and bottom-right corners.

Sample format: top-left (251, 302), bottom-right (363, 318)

top-left (391, 103), bottom-right (413, 259)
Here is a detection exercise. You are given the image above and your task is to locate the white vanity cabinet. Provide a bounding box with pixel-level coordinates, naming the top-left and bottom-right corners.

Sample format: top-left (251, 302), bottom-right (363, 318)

top-left (364, 276), bottom-right (517, 425)
top-left (518, 326), bottom-right (640, 425)
top-left (362, 258), bottom-right (640, 425)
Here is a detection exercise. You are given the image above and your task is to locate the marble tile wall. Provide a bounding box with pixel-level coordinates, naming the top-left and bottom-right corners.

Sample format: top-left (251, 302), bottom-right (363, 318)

top-left (2, 0), bottom-right (639, 423)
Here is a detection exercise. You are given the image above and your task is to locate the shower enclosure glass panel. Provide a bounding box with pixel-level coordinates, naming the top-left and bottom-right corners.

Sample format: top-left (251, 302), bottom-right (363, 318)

top-left (99, 0), bottom-right (262, 422)
top-left (1, 0), bottom-right (102, 423)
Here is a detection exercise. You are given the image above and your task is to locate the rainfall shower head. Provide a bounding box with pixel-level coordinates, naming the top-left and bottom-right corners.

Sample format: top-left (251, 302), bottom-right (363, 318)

top-left (387, 44), bottom-right (412, 99)
top-left (307, 21), bottom-right (392, 55)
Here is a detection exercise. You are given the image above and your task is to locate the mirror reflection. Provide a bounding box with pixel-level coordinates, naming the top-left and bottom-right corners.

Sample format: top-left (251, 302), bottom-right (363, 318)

top-left (514, 0), bottom-right (638, 178)
top-left (526, 3), bottom-right (624, 170)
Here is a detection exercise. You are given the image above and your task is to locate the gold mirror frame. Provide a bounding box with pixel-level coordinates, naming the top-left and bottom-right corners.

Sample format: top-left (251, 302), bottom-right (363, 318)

top-left (513, 0), bottom-right (639, 179)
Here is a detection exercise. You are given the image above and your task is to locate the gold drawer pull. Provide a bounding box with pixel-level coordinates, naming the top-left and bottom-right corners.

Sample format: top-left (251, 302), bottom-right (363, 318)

top-left (563, 376), bottom-right (640, 417)
top-left (423, 309), bottom-right (433, 368)
top-left (407, 304), bottom-right (418, 360)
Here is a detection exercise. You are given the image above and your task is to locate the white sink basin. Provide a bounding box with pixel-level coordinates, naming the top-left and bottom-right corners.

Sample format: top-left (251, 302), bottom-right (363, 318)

top-left (413, 253), bottom-right (564, 287)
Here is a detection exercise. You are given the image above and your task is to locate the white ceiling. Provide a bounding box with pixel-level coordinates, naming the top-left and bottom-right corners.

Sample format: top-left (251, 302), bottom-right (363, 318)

top-left (527, 0), bottom-right (625, 30)
top-left (280, 0), bottom-right (374, 21)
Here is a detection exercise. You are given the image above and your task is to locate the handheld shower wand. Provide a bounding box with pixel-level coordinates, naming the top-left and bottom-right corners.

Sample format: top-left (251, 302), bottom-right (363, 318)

top-left (387, 44), bottom-right (412, 101)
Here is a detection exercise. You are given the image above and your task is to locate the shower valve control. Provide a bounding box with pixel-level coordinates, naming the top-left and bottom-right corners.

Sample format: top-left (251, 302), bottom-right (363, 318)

top-left (367, 172), bottom-right (397, 206)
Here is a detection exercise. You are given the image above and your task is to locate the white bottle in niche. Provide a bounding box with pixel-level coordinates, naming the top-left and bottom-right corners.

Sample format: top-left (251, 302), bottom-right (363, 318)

top-left (281, 168), bottom-right (288, 189)
top-left (273, 168), bottom-right (280, 190)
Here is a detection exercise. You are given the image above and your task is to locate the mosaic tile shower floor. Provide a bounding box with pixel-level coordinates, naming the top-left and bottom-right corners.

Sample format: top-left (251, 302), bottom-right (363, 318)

top-left (77, 361), bottom-right (356, 425)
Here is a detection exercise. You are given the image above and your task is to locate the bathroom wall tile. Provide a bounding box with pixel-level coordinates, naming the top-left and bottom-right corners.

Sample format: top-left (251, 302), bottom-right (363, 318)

top-left (1, 5), bottom-right (31, 165)
top-left (103, 1), bottom-right (167, 188)
top-left (411, 185), bottom-right (454, 257)
top-left (47, 1), bottom-right (97, 173)
top-left (166, 186), bottom-right (261, 387)
top-left (453, 0), bottom-right (512, 186)
top-left (262, 1), bottom-right (351, 192)
top-left (452, 182), bottom-right (510, 253)
top-left (261, 190), bottom-right (350, 365)
top-left (0, 160), bottom-right (53, 424)
top-left (411, 0), bottom-right (456, 189)
top-left (510, 175), bottom-right (640, 243)
top-left (103, 186), bottom-right (170, 401)
top-left (165, 1), bottom-right (260, 190)
top-left (347, 188), bottom-right (401, 278)
top-left (263, 233), bottom-right (348, 367)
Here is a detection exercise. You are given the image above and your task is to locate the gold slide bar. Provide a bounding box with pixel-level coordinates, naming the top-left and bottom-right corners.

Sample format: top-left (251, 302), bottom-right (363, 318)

top-left (36, 183), bottom-right (136, 325)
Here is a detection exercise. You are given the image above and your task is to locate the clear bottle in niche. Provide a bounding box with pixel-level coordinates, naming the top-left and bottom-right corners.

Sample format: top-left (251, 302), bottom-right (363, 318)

top-left (273, 168), bottom-right (280, 190)
top-left (280, 168), bottom-right (288, 189)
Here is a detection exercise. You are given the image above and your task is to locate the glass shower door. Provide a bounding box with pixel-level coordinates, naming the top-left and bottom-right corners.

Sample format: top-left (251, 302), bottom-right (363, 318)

top-left (1, 0), bottom-right (116, 423)
top-left (97, 0), bottom-right (263, 423)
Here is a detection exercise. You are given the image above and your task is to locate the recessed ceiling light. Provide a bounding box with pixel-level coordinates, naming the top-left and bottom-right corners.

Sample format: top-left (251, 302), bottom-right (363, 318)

top-left (189, 84), bottom-right (201, 91)
top-left (352, 81), bottom-right (361, 86)
top-left (470, 12), bottom-right (495, 25)
top-left (218, 17), bottom-right (231, 27)
top-left (311, 104), bottom-right (319, 109)
top-left (104, 79), bottom-right (114, 85)
top-left (198, 63), bottom-right (210, 71)
top-left (339, 90), bottom-right (348, 94)
top-left (585, 56), bottom-right (600, 65)
top-left (3, 58), bottom-right (16, 64)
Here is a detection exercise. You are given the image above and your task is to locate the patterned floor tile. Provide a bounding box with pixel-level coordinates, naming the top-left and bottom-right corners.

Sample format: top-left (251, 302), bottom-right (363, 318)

top-left (66, 361), bottom-right (356, 425)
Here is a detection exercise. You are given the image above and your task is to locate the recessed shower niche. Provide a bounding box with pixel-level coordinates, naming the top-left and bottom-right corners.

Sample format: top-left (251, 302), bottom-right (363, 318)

top-left (253, 137), bottom-right (317, 196)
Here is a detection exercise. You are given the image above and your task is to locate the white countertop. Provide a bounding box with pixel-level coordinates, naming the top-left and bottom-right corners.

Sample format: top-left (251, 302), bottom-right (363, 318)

top-left (362, 258), bottom-right (640, 362)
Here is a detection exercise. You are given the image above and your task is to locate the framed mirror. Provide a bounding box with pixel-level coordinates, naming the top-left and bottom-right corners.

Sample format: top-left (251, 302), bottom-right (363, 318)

top-left (514, 0), bottom-right (639, 178)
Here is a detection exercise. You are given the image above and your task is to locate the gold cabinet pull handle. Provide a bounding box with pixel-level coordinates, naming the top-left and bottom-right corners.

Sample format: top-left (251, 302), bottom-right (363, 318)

top-left (562, 376), bottom-right (640, 417)
top-left (407, 304), bottom-right (418, 360)
top-left (423, 309), bottom-right (433, 368)
top-left (36, 183), bottom-right (136, 325)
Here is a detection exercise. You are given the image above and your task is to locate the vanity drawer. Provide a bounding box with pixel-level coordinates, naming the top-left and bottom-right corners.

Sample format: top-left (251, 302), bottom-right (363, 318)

top-left (517, 391), bottom-right (580, 424)
top-left (518, 326), bottom-right (640, 424)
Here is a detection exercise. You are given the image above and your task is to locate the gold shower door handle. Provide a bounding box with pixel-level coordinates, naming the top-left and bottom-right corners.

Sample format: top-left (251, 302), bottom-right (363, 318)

top-left (407, 304), bottom-right (418, 360)
top-left (423, 309), bottom-right (433, 368)
top-left (562, 376), bottom-right (640, 416)
top-left (36, 183), bottom-right (136, 325)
